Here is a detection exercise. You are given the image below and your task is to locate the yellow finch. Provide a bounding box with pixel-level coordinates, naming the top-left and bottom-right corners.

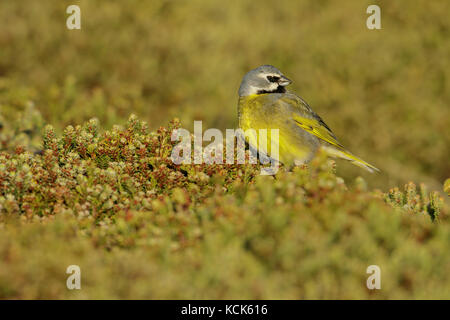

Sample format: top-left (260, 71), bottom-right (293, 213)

top-left (237, 65), bottom-right (379, 172)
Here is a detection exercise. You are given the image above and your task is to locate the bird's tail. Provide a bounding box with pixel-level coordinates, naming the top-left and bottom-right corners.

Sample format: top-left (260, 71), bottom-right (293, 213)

top-left (321, 146), bottom-right (380, 173)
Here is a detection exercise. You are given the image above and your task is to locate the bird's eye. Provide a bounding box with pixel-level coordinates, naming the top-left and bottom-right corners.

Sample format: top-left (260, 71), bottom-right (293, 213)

top-left (267, 75), bottom-right (280, 83)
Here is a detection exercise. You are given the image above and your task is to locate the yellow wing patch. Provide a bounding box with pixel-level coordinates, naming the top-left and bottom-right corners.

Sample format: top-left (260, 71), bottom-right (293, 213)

top-left (292, 115), bottom-right (344, 149)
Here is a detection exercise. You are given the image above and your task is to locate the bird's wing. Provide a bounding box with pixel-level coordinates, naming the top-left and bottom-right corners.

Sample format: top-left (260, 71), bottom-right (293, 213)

top-left (275, 93), bottom-right (379, 173)
top-left (276, 93), bottom-right (345, 150)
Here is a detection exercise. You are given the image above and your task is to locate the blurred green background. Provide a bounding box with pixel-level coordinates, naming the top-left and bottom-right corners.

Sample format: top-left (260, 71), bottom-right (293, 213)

top-left (0, 0), bottom-right (449, 300)
top-left (0, 0), bottom-right (449, 191)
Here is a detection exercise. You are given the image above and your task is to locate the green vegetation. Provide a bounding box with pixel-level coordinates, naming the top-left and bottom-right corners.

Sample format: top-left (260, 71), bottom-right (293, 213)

top-left (0, 116), bottom-right (448, 299)
top-left (0, 0), bottom-right (449, 299)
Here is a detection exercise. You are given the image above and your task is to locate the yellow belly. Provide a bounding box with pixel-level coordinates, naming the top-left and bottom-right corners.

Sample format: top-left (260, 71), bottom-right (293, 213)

top-left (238, 95), bottom-right (318, 165)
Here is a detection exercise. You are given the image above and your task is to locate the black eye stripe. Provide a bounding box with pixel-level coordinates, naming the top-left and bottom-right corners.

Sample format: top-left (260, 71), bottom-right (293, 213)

top-left (267, 75), bottom-right (280, 82)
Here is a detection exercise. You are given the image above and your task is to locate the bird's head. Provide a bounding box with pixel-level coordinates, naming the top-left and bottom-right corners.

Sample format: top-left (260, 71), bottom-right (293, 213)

top-left (238, 65), bottom-right (292, 97)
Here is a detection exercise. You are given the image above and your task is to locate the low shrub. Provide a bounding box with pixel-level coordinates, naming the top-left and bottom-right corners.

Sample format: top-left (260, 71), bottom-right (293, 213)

top-left (0, 116), bottom-right (448, 299)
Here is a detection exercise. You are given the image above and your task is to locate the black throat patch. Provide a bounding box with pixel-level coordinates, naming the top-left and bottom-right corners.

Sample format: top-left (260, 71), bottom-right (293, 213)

top-left (257, 85), bottom-right (286, 94)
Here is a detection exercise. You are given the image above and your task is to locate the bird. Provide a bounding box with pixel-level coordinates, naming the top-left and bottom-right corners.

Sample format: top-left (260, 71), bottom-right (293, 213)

top-left (237, 65), bottom-right (379, 173)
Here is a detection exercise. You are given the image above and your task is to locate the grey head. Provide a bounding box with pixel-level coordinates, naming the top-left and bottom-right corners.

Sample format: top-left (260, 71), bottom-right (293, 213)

top-left (238, 65), bottom-right (292, 97)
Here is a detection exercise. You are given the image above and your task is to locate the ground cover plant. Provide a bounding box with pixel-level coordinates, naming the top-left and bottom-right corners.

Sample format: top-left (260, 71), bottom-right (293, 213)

top-left (0, 115), bottom-right (448, 299)
top-left (0, 0), bottom-right (449, 299)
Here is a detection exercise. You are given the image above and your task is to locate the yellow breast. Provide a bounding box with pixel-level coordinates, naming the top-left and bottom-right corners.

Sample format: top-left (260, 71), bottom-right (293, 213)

top-left (238, 94), bottom-right (318, 166)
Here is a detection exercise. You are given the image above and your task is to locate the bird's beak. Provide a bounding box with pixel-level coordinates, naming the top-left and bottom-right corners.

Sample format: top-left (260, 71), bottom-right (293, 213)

top-left (278, 75), bottom-right (292, 86)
